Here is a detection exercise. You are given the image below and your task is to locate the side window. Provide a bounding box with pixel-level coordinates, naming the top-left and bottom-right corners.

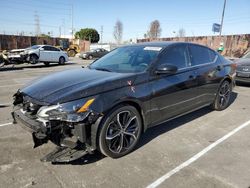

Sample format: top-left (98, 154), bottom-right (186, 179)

top-left (189, 45), bottom-right (213, 66)
top-left (43, 46), bottom-right (50, 51)
top-left (50, 47), bottom-right (60, 51)
top-left (158, 45), bottom-right (189, 69)
top-left (208, 49), bottom-right (216, 62)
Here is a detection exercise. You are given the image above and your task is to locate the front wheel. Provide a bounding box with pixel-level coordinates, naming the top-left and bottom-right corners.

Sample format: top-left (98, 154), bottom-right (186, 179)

top-left (30, 55), bottom-right (38, 64)
top-left (211, 80), bottom-right (232, 111)
top-left (98, 105), bottom-right (142, 158)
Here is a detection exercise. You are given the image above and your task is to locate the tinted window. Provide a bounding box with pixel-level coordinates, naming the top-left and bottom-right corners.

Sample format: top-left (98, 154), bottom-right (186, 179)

top-left (208, 49), bottom-right (216, 62)
top-left (43, 46), bottom-right (50, 51)
top-left (189, 45), bottom-right (213, 66)
top-left (50, 47), bottom-right (60, 51)
top-left (158, 44), bottom-right (189, 69)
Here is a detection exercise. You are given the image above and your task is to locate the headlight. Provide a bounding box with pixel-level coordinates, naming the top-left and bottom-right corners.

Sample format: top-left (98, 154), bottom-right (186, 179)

top-left (37, 98), bottom-right (95, 122)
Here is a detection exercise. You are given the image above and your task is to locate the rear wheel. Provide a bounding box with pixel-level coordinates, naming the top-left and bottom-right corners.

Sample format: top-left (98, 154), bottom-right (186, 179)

top-left (67, 50), bottom-right (76, 57)
top-left (211, 80), bottom-right (232, 111)
top-left (59, 56), bottom-right (65, 65)
top-left (98, 105), bottom-right (142, 158)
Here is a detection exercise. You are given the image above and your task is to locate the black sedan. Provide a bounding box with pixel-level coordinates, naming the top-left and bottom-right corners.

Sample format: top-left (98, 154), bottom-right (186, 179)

top-left (12, 42), bottom-right (236, 162)
top-left (80, 48), bottom-right (109, 59)
top-left (235, 51), bottom-right (250, 84)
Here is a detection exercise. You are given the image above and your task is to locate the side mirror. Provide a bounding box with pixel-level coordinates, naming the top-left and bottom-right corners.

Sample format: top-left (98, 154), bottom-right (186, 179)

top-left (40, 48), bottom-right (44, 51)
top-left (155, 64), bottom-right (178, 75)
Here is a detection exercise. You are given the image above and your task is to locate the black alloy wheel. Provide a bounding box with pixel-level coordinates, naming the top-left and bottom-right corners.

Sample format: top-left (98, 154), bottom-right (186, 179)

top-left (212, 80), bottom-right (232, 111)
top-left (98, 105), bottom-right (142, 158)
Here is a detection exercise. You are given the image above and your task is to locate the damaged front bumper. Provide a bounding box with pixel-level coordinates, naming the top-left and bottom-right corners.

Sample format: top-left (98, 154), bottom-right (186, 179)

top-left (12, 95), bottom-right (103, 163)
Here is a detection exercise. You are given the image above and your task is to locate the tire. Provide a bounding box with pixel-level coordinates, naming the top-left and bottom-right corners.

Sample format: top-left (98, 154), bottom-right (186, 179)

top-left (30, 54), bottom-right (38, 64)
top-left (67, 50), bottom-right (76, 57)
top-left (88, 55), bottom-right (93, 60)
top-left (59, 56), bottom-right (66, 65)
top-left (211, 80), bottom-right (232, 111)
top-left (44, 62), bottom-right (50, 66)
top-left (98, 105), bottom-right (142, 158)
top-left (0, 60), bottom-right (5, 67)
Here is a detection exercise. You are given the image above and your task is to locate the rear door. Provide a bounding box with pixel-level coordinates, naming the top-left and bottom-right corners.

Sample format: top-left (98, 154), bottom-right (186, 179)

top-left (49, 46), bottom-right (61, 62)
top-left (188, 44), bottom-right (223, 104)
top-left (149, 44), bottom-right (200, 126)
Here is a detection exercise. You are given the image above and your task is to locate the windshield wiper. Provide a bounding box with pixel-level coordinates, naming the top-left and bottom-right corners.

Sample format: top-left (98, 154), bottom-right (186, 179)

top-left (94, 67), bottom-right (112, 72)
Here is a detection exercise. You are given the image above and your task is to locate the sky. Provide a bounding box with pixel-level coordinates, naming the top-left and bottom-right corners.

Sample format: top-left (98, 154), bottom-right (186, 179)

top-left (1, 0), bottom-right (250, 42)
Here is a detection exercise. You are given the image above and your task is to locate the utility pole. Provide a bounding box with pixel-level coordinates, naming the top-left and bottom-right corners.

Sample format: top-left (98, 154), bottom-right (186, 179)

top-left (59, 26), bottom-right (61, 38)
top-left (100, 25), bottom-right (103, 46)
top-left (219, 0), bottom-right (227, 36)
top-left (34, 11), bottom-right (41, 36)
top-left (71, 3), bottom-right (74, 40)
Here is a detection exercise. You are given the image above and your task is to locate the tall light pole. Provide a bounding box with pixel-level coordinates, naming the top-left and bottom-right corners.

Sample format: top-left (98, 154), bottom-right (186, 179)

top-left (71, 3), bottom-right (74, 40)
top-left (219, 0), bottom-right (227, 36)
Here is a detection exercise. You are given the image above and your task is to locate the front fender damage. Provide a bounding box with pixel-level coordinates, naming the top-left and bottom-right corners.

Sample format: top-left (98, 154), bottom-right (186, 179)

top-left (12, 93), bottom-right (104, 163)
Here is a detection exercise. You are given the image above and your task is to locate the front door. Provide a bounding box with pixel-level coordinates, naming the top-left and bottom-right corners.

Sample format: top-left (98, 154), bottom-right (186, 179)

top-left (39, 46), bottom-right (51, 62)
top-left (149, 44), bottom-right (200, 126)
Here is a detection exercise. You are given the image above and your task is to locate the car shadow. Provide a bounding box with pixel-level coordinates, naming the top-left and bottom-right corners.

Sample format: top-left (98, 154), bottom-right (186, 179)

top-left (0, 62), bottom-right (77, 72)
top-left (53, 92), bottom-right (238, 165)
top-left (236, 81), bottom-right (250, 87)
top-left (137, 91), bottom-right (238, 151)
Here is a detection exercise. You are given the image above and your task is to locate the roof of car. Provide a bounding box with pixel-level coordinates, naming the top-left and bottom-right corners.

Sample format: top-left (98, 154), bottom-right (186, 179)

top-left (125, 41), bottom-right (196, 48)
top-left (123, 41), bottom-right (215, 51)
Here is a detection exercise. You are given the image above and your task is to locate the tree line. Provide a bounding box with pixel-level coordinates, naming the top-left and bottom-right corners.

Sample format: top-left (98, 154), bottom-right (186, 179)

top-left (74, 20), bottom-right (185, 44)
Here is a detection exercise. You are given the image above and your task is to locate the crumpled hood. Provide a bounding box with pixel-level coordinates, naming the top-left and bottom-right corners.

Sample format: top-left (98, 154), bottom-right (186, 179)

top-left (21, 68), bottom-right (136, 104)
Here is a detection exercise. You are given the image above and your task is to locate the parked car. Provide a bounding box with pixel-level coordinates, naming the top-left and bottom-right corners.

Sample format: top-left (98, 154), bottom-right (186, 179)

top-left (235, 51), bottom-right (250, 84)
top-left (80, 48), bottom-right (109, 59)
top-left (9, 45), bottom-right (68, 66)
top-left (12, 42), bottom-right (236, 162)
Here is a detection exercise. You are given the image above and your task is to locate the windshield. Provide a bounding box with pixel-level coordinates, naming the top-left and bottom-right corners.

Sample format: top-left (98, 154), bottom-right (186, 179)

top-left (243, 52), bottom-right (250, 59)
top-left (27, 45), bottom-right (41, 50)
top-left (89, 46), bottom-right (162, 73)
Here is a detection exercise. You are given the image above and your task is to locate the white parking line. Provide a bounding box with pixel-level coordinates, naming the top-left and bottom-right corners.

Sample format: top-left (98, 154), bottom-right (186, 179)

top-left (0, 122), bottom-right (13, 127)
top-left (0, 103), bottom-right (11, 106)
top-left (146, 119), bottom-right (250, 188)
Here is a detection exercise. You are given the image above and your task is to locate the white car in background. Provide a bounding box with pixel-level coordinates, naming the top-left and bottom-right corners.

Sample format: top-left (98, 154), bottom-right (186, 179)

top-left (20, 45), bottom-right (69, 66)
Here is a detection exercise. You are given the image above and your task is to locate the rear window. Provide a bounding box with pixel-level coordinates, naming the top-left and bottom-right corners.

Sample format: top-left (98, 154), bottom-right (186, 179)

top-left (189, 45), bottom-right (214, 66)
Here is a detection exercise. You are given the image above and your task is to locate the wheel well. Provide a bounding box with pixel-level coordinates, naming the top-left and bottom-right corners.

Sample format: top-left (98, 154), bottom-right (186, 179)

top-left (224, 77), bottom-right (232, 84)
top-left (113, 101), bottom-right (145, 132)
top-left (30, 53), bottom-right (38, 58)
